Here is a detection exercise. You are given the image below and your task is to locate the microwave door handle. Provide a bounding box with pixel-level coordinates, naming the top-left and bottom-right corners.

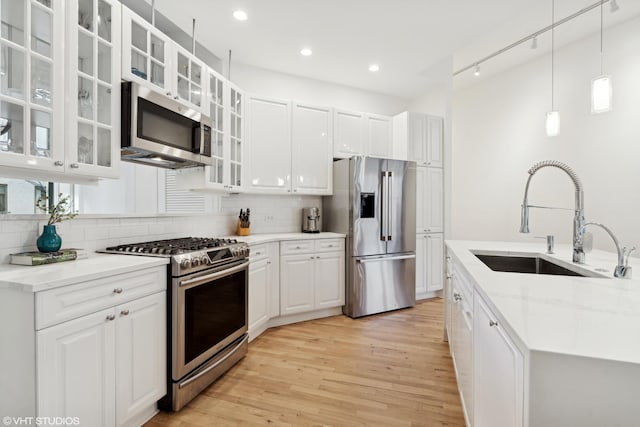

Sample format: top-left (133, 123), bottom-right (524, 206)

top-left (193, 123), bottom-right (201, 153)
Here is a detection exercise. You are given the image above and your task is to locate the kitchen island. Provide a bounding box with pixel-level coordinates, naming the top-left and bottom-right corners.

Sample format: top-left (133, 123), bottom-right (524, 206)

top-left (445, 240), bottom-right (640, 427)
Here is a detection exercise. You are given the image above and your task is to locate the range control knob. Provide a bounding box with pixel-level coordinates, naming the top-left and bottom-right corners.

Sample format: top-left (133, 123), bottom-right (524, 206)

top-left (192, 257), bottom-right (201, 267)
top-left (201, 255), bottom-right (210, 265)
top-left (180, 259), bottom-right (192, 269)
top-left (244, 247), bottom-right (250, 257)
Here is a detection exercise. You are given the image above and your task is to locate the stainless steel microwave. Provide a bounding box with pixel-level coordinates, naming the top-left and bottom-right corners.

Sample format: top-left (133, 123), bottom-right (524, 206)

top-left (121, 81), bottom-right (212, 169)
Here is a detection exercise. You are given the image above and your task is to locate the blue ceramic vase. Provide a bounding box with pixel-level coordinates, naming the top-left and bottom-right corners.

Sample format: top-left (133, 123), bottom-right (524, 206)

top-left (37, 225), bottom-right (62, 253)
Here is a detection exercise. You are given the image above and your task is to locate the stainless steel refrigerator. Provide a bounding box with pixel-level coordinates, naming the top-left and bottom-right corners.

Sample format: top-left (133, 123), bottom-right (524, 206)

top-left (324, 156), bottom-right (416, 318)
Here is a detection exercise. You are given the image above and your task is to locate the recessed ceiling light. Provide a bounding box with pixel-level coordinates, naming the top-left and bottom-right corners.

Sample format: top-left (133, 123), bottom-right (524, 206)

top-left (368, 64), bottom-right (380, 72)
top-left (300, 48), bottom-right (312, 56)
top-left (233, 10), bottom-right (248, 21)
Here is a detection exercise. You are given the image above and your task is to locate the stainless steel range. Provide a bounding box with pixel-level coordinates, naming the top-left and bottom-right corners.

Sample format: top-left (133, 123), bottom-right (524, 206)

top-left (104, 237), bottom-right (250, 411)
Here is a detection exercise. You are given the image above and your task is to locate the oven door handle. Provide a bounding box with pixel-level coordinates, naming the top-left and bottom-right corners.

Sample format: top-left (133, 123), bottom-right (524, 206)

top-left (178, 334), bottom-right (249, 389)
top-left (179, 260), bottom-right (249, 288)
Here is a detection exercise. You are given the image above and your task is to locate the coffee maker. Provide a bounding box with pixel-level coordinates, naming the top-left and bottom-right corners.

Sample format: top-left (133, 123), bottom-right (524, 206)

top-left (302, 207), bottom-right (321, 233)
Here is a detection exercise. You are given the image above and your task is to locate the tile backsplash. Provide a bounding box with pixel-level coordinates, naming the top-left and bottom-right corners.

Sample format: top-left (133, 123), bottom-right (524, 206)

top-left (0, 195), bottom-right (321, 264)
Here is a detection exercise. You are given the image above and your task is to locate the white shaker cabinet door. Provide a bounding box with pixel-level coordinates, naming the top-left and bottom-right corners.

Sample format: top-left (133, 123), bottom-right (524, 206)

top-left (280, 254), bottom-right (315, 315)
top-left (474, 293), bottom-right (524, 427)
top-left (366, 114), bottom-right (392, 158)
top-left (248, 257), bottom-right (270, 334)
top-left (426, 233), bottom-right (444, 292)
top-left (246, 95), bottom-right (291, 193)
top-left (426, 116), bottom-right (444, 168)
top-left (37, 308), bottom-right (116, 427)
top-left (292, 102), bottom-right (333, 195)
top-left (415, 234), bottom-right (427, 298)
top-left (333, 109), bottom-right (365, 158)
top-left (314, 251), bottom-right (345, 309)
top-left (425, 167), bottom-right (444, 233)
top-left (115, 292), bottom-right (166, 427)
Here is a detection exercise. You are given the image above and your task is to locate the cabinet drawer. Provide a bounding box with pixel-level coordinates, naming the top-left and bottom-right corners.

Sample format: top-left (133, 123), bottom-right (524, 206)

top-left (280, 240), bottom-right (314, 254)
top-left (315, 239), bottom-right (344, 252)
top-left (36, 267), bottom-right (166, 330)
top-left (250, 243), bottom-right (269, 261)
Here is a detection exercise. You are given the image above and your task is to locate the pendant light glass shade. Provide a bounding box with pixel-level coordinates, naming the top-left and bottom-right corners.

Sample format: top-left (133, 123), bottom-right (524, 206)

top-left (546, 111), bottom-right (560, 137)
top-left (591, 75), bottom-right (612, 113)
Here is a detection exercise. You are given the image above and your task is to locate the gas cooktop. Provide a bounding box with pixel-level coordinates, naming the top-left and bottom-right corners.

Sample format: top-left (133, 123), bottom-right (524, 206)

top-left (105, 237), bottom-right (241, 256)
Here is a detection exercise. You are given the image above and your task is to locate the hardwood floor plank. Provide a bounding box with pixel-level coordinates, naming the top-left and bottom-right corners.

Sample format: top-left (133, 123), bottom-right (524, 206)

top-left (146, 299), bottom-right (465, 426)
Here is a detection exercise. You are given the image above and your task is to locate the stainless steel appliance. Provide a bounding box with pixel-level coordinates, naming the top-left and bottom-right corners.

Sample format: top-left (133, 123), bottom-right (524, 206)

top-left (324, 156), bottom-right (416, 318)
top-left (302, 207), bottom-right (321, 233)
top-left (121, 81), bottom-right (212, 169)
top-left (103, 237), bottom-right (250, 411)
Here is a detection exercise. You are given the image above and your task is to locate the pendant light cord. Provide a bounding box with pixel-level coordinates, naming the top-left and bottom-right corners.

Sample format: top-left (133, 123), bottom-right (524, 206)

top-left (551, 0), bottom-right (555, 110)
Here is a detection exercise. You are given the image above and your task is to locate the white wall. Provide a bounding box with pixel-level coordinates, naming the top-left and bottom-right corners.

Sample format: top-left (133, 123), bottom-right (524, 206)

top-left (452, 15), bottom-right (640, 254)
top-left (231, 63), bottom-right (409, 116)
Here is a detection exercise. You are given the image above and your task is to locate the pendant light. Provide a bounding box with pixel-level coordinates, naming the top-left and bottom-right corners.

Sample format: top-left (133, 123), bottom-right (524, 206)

top-left (591, 0), bottom-right (612, 114)
top-left (546, 0), bottom-right (560, 137)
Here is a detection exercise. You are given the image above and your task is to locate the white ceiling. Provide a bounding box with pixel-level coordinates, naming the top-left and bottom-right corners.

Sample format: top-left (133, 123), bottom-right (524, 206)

top-left (147, 0), bottom-right (640, 100)
top-left (149, 0), bottom-right (541, 99)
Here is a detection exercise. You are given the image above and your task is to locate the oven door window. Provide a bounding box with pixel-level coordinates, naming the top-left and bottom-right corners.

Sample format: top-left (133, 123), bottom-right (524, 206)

top-left (183, 270), bottom-right (246, 364)
top-left (137, 97), bottom-right (198, 152)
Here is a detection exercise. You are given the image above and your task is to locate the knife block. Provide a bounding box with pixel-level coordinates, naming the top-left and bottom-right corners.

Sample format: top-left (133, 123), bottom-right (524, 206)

top-left (236, 219), bottom-right (250, 236)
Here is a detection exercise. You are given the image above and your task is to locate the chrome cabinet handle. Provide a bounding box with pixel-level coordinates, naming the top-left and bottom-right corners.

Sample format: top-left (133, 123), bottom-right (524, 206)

top-left (446, 274), bottom-right (453, 280)
top-left (70, 163), bottom-right (79, 168)
top-left (174, 96), bottom-right (179, 100)
top-left (106, 314), bottom-right (116, 321)
top-left (489, 320), bottom-right (498, 327)
top-left (166, 92), bottom-right (172, 96)
top-left (54, 160), bottom-right (64, 166)
top-left (295, 246), bottom-right (301, 249)
top-left (453, 292), bottom-right (462, 301)
top-left (120, 309), bottom-right (130, 316)
top-left (255, 252), bottom-right (261, 255)
top-left (113, 288), bottom-right (123, 294)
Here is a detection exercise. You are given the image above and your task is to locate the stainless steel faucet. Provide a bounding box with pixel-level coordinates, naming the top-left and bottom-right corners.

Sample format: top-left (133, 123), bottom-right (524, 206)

top-left (583, 222), bottom-right (634, 278)
top-left (519, 160), bottom-right (586, 264)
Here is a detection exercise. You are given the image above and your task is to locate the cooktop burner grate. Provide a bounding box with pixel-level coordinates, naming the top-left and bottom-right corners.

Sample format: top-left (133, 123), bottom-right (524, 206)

top-left (106, 237), bottom-right (239, 255)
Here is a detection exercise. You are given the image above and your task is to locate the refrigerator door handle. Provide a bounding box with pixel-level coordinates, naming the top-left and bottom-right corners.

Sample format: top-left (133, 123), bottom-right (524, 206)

top-left (380, 171), bottom-right (388, 241)
top-left (387, 171), bottom-right (393, 241)
top-left (356, 254), bottom-right (416, 263)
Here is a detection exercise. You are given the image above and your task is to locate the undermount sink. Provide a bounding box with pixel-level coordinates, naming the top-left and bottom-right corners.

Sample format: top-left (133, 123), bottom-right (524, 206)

top-left (473, 253), bottom-right (603, 278)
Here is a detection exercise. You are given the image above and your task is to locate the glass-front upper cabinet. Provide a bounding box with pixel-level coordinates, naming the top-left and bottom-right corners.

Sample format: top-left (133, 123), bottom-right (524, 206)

top-left (228, 82), bottom-right (243, 191)
top-left (66, 0), bottom-right (120, 178)
top-left (207, 68), bottom-right (225, 189)
top-left (121, 6), bottom-right (170, 94)
top-left (173, 43), bottom-right (206, 113)
top-left (0, 0), bottom-right (65, 172)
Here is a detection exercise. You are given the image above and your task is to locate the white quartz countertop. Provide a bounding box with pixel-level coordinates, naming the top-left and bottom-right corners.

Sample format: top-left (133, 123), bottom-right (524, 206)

top-left (229, 232), bottom-right (345, 245)
top-left (0, 253), bottom-right (169, 293)
top-left (446, 240), bottom-right (640, 365)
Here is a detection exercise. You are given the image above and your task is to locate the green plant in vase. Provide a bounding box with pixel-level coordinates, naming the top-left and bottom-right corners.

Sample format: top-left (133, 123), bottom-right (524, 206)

top-left (35, 193), bottom-right (78, 253)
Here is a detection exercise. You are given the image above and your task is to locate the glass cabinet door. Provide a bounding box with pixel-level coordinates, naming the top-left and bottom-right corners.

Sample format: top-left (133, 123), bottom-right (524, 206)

top-left (67, 0), bottom-right (120, 176)
top-left (0, 0), bottom-right (63, 170)
top-left (174, 47), bottom-right (204, 111)
top-left (208, 69), bottom-right (225, 188)
top-left (228, 84), bottom-right (243, 189)
top-left (123, 6), bottom-right (168, 93)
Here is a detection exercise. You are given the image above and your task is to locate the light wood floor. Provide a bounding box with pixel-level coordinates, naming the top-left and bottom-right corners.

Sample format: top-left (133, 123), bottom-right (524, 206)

top-left (146, 299), bottom-right (465, 427)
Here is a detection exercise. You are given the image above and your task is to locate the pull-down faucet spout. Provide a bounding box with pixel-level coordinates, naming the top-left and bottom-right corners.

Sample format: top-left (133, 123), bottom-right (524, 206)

top-left (519, 160), bottom-right (586, 264)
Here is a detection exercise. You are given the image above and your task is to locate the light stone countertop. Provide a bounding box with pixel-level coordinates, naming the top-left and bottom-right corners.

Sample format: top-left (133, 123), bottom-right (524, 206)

top-left (229, 232), bottom-right (346, 245)
top-left (446, 240), bottom-right (640, 365)
top-left (0, 253), bottom-right (169, 293)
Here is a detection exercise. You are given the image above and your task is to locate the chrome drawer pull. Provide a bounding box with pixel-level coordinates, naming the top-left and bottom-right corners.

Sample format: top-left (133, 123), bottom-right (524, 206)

top-left (120, 309), bottom-right (130, 316)
top-left (113, 288), bottom-right (123, 294)
top-left (489, 320), bottom-right (498, 327)
top-left (106, 314), bottom-right (116, 321)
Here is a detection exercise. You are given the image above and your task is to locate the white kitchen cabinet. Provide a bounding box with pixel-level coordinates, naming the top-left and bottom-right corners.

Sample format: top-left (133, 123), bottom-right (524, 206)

top-left (333, 109), bottom-right (365, 159)
top-left (246, 95), bottom-right (291, 193)
top-left (416, 166), bottom-right (443, 233)
top-left (248, 242), bottom-right (279, 340)
top-left (280, 239), bottom-right (345, 316)
top-left (394, 112), bottom-right (443, 167)
top-left (66, 0), bottom-right (121, 178)
top-left (121, 6), bottom-right (171, 95)
top-left (38, 290), bottom-right (165, 427)
top-left (172, 42), bottom-right (206, 113)
top-left (0, 0), bottom-right (65, 173)
top-left (333, 109), bottom-right (393, 159)
top-left (115, 292), bottom-right (166, 426)
top-left (416, 233), bottom-right (444, 299)
top-left (291, 102), bottom-right (333, 195)
top-left (37, 306), bottom-right (116, 426)
top-left (474, 291), bottom-right (524, 427)
top-left (175, 77), bottom-right (245, 193)
top-left (365, 113), bottom-right (392, 158)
